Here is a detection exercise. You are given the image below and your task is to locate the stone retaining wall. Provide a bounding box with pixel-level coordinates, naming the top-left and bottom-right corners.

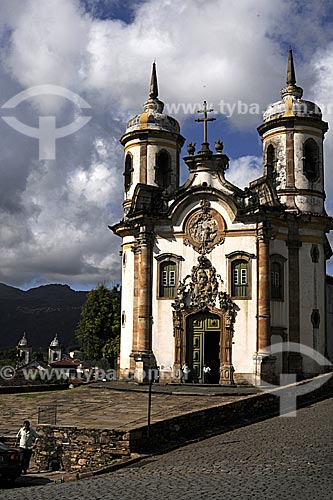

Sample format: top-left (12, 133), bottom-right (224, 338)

top-left (129, 373), bottom-right (333, 453)
top-left (31, 373), bottom-right (332, 472)
top-left (34, 426), bottom-right (130, 472)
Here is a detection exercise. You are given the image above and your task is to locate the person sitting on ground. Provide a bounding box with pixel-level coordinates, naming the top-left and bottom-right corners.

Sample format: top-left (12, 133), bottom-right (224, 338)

top-left (15, 420), bottom-right (40, 474)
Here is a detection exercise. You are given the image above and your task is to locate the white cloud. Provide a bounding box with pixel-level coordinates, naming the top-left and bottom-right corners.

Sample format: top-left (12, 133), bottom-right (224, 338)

top-left (226, 156), bottom-right (262, 189)
top-left (0, 0), bottom-right (332, 287)
top-left (3, 0), bottom-right (90, 89)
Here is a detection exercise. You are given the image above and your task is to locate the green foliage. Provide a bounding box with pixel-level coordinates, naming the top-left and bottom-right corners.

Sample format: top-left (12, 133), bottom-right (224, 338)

top-left (75, 284), bottom-right (120, 363)
top-left (0, 348), bottom-right (18, 367)
top-left (31, 350), bottom-right (46, 362)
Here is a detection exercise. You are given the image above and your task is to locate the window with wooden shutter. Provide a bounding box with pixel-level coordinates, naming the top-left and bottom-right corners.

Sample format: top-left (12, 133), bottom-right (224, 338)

top-left (231, 260), bottom-right (248, 297)
top-left (159, 261), bottom-right (177, 298)
top-left (270, 261), bottom-right (283, 300)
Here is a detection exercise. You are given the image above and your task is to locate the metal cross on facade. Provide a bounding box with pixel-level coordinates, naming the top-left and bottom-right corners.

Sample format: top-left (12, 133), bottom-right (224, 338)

top-left (195, 100), bottom-right (216, 145)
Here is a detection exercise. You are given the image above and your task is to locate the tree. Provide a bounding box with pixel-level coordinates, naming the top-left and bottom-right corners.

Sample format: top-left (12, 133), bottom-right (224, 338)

top-left (0, 348), bottom-right (18, 368)
top-left (75, 284), bottom-right (120, 364)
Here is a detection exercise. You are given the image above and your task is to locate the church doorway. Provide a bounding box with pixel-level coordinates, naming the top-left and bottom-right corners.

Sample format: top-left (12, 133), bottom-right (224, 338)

top-left (186, 312), bottom-right (221, 383)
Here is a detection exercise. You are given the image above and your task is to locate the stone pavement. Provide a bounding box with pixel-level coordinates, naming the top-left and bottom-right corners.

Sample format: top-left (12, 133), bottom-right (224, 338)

top-left (0, 382), bottom-right (253, 436)
top-left (1, 398), bottom-right (332, 499)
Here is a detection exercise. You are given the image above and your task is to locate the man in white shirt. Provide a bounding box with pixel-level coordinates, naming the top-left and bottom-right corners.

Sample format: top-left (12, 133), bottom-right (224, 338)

top-left (203, 364), bottom-right (211, 383)
top-left (15, 420), bottom-right (39, 474)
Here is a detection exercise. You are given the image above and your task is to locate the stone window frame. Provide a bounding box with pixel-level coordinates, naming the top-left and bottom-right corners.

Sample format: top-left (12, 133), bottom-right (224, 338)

top-left (226, 251), bottom-right (255, 300)
top-left (265, 143), bottom-right (277, 177)
top-left (311, 309), bottom-right (320, 328)
top-left (155, 253), bottom-right (184, 300)
top-left (310, 244), bottom-right (320, 263)
top-left (154, 149), bottom-right (171, 188)
top-left (124, 151), bottom-right (134, 192)
top-left (311, 309), bottom-right (320, 351)
top-left (302, 138), bottom-right (320, 182)
top-left (121, 311), bottom-right (126, 327)
top-left (270, 254), bottom-right (286, 301)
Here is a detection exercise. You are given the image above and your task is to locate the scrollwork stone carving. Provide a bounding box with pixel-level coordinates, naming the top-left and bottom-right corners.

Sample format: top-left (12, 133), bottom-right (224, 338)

top-left (172, 255), bottom-right (235, 324)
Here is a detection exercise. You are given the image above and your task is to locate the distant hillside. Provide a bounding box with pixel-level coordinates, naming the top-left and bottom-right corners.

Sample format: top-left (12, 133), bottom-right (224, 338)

top-left (0, 283), bottom-right (88, 350)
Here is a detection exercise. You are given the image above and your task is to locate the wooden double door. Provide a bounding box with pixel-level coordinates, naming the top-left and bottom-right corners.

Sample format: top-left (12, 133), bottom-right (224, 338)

top-left (186, 312), bottom-right (222, 384)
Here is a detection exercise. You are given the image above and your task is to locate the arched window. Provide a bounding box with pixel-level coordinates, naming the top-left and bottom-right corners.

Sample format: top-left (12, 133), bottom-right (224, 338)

top-left (270, 254), bottom-right (286, 301)
top-left (266, 144), bottom-right (276, 177)
top-left (227, 252), bottom-right (254, 299)
top-left (231, 259), bottom-right (248, 298)
top-left (271, 262), bottom-right (282, 299)
top-left (303, 139), bottom-right (319, 182)
top-left (156, 253), bottom-right (184, 299)
top-left (155, 150), bottom-right (171, 189)
top-left (124, 153), bottom-right (133, 192)
top-left (159, 260), bottom-right (176, 298)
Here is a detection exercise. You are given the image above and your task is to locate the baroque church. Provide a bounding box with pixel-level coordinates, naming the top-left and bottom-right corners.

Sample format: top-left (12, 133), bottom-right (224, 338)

top-left (111, 50), bottom-right (332, 384)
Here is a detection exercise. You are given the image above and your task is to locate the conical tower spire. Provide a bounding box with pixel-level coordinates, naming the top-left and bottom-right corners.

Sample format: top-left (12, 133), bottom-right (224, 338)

top-left (149, 62), bottom-right (158, 99)
top-left (143, 62), bottom-right (164, 113)
top-left (280, 48), bottom-right (303, 102)
top-left (286, 48), bottom-right (296, 86)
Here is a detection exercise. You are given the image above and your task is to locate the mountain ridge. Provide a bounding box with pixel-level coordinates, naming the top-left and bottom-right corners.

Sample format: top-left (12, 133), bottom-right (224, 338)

top-left (0, 283), bottom-right (88, 350)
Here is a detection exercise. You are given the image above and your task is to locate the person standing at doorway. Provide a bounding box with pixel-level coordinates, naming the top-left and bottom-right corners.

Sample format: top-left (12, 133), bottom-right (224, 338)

top-left (203, 364), bottom-right (211, 383)
top-left (179, 364), bottom-right (184, 383)
top-left (15, 420), bottom-right (39, 474)
top-left (182, 363), bottom-right (191, 383)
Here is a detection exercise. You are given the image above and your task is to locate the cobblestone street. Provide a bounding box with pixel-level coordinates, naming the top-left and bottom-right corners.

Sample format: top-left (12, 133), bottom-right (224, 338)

top-left (1, 397), bottom-right (332, 500)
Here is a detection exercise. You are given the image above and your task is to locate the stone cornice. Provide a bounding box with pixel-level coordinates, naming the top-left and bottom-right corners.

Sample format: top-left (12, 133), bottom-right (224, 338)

top-left (257, 115), bottom-right (328, 137)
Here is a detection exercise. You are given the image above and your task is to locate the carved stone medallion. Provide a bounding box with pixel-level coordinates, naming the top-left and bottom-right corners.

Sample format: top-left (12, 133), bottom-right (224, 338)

top-left (184, 200), bottom-right (225, 254)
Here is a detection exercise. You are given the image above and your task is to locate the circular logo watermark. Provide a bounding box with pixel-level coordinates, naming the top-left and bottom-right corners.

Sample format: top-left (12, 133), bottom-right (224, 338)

top-left (250, 342), bottom-right (332, 417)
top-left (0, 365), bottom-right (16, 380)
top-left (1, 85), bottom-right (92, 160)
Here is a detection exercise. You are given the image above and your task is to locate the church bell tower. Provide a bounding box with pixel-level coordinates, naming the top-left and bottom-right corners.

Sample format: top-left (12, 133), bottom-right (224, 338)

top-left (120, 63), bottom-right (184, 217)
top-left (258, 49), bottom-right (328, 214)
top-left (112, 64), bottom-right (184, 382)
top-left (258, 49), bottom-right (331, 375)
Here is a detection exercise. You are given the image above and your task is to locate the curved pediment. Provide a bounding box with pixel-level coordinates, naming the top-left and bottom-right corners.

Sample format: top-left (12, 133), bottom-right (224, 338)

top-left (168, 188), bottom-right (239, 227)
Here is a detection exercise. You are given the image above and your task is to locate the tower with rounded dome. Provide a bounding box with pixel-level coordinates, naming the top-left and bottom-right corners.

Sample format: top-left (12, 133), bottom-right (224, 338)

top-left (258, 49), bottom-right (328, 214)
top-left (257, 49), bottom-right (332, 375)
top-left (120, 63), bottom-right (184, 217)
top-left (48, 334), bottom-right (62, 364)
top-left (17, 332), bottom-right (32, 365)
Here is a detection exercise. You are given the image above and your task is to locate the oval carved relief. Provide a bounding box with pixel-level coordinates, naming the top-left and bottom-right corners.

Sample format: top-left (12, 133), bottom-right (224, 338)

top-left (184, 200), bottom-right (225, 254)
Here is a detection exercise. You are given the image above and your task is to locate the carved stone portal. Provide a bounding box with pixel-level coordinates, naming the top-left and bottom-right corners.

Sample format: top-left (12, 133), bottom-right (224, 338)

top-left (184, 200), bottom-right (225, 254)
top-left (172, 255), bottom-right (236, 384)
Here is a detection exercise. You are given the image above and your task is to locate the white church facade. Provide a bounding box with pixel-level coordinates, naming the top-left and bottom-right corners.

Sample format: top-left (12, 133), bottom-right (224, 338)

top-left (111, 50), bottom-right (332, 384)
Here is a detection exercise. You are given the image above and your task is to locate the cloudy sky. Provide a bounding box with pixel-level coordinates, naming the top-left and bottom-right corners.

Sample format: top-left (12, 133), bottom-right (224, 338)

top-left (0, 0), bottom-right (332, 291)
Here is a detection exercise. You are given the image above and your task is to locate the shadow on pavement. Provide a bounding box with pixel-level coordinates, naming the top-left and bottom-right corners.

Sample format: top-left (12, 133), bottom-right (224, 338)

top-left (0, 474), bottom-right (53, 489)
